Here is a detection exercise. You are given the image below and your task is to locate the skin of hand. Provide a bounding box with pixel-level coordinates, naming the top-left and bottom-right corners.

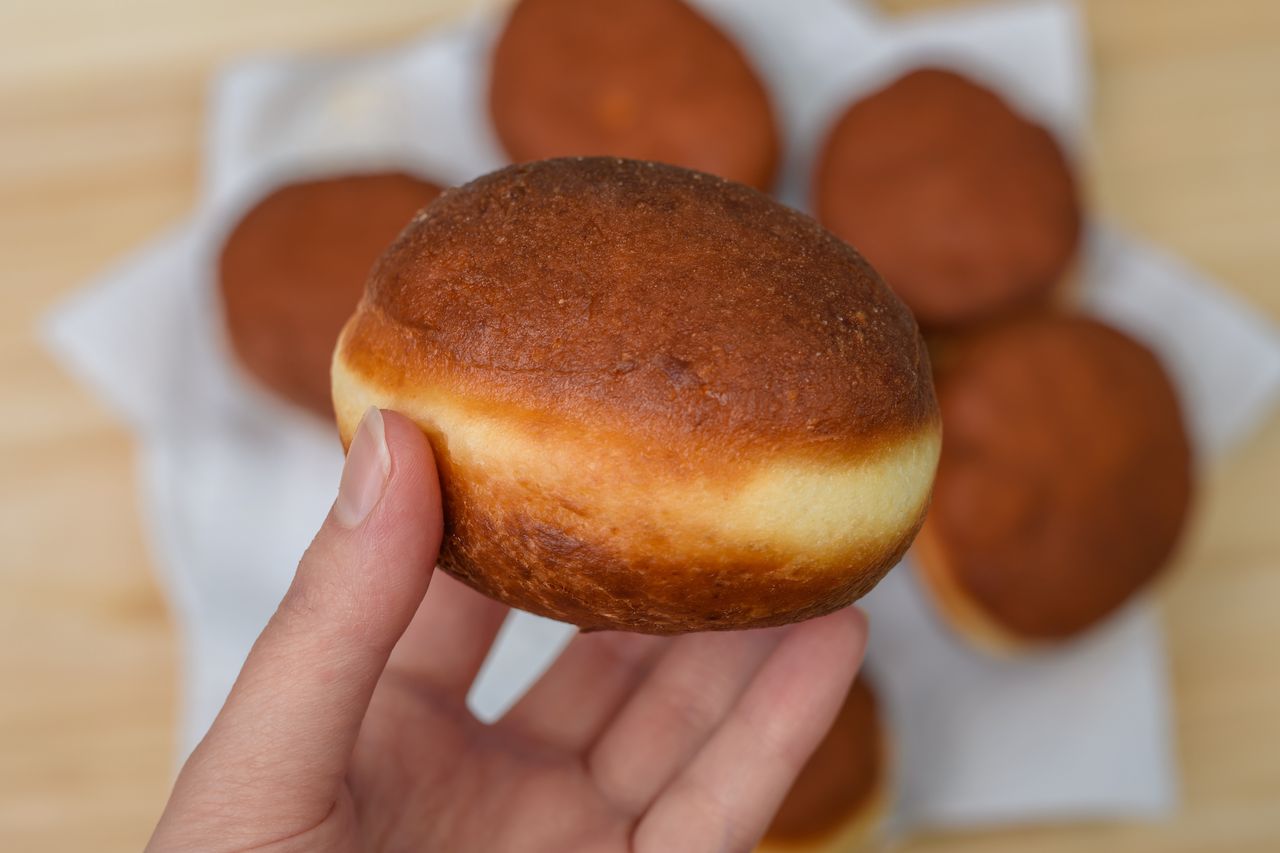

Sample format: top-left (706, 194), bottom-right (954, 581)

top-left (148, 408), bottom-right (868, 853)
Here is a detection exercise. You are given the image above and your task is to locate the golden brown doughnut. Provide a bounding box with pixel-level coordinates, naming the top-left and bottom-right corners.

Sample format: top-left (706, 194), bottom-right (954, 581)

top-left (813, 69), bottom-right (1082, 330)
top-left (760, 676), bottom-right (890, 852)
top-left (219, 172), bottom-right (442, 415)
top-left (913, 315), bottom-right (1193, 649)
top-left (489, 0), bottom-right (780, 191)
top-left (333, 157), bottom-right (941, 634)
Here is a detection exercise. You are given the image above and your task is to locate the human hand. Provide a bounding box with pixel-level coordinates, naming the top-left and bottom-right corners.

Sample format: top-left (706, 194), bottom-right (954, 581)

top-left (148, 408), bottom-right (868, 852)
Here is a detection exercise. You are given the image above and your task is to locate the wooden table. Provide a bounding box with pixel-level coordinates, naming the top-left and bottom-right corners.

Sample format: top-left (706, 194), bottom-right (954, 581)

top-left (1, 0), bottom-right (1276, 849)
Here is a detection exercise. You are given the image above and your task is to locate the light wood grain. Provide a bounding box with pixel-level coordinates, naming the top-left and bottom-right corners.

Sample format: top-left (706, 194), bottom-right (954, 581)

top-left (1, 1), bottom-right (1277, 850)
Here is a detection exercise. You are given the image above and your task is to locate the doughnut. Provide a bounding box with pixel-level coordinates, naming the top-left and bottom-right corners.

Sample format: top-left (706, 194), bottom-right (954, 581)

top-left (489, 0), bottom-right (779, 192)
top-left (219, 172), bottom-right (442, 415)
top-left (813, 68), bottom-right (1082, 330)
top-left (332, 157), bottom-right (941, 633)
top-left (760, 676), bottom-right (890, 852)
top-left (913, 315), bottom-right (1193, 649)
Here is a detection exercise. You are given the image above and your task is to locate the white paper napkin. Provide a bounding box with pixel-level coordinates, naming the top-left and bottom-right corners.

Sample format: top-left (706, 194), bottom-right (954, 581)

top-left (44, 0), bottom-right (1280, 833)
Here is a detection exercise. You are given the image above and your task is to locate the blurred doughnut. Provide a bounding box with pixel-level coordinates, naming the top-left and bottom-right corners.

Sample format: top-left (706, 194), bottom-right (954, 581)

top-left (219, 172), bottom-right (441, 415)
top-left (813, 68), bottom-right (1081, 330)
top-left (489, 0), bottom-right (779, 191)
top-left (914, 315), bottom-right (1193, 649)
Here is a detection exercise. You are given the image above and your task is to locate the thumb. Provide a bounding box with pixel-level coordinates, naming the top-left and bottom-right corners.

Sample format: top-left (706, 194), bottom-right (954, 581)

top-left (156, 408), bottom-right (442, 844)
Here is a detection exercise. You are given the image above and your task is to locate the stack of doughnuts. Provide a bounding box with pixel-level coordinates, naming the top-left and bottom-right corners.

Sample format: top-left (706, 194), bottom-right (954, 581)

top-left (213, 11), bottom-right (1201, 844)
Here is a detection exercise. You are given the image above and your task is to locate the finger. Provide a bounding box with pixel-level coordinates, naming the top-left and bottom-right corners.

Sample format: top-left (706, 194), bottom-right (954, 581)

top-left (386, 570), bottom-right (509, 696)
top-left (500, 630), bottom-right (666, 751)
top-left (587, 627), bottom-right (790, 814)
top-left (635, 609), bottom-right (868, 853)
top-left (158, 409), bottom-right (442, 843)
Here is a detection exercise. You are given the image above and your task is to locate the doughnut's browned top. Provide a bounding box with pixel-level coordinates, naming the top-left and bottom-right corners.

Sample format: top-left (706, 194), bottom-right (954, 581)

top-left (346, 157), bottom-right (935, 452)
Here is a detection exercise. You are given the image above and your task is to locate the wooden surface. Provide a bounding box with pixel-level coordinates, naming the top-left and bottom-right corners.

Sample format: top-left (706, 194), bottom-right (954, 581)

top-left (1, 0), bottom-right (1277, 849)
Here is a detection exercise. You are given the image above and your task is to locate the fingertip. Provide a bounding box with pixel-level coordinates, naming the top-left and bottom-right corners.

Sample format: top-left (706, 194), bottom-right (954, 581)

top-left (368, 410), bottom-right (444, 549)
top-left (381, 409), bottom-right (439, 492)
top-left (380, 408), bottom-right (434, 456)
top-left (801, 606), bottom-right (869, 655)
top-left (842, 605), bottom-right (870, 653)
top-left (302, 408), bottom-right (444, 648)
top-left (775, 607), bottom-right (869, 698)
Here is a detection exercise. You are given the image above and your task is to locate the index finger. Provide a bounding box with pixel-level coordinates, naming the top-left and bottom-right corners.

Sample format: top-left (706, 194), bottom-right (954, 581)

top-left (634, 608), bottom-right (868, 853)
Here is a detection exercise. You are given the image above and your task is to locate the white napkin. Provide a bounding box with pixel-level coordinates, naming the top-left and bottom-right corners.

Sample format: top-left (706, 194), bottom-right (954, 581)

top-left (44, 0), bottom-right (1280, 833)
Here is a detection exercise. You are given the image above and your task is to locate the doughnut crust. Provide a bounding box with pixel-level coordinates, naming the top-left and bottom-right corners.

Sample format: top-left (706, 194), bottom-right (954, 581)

top-left (760, 676), bottom-right (889, 852)
top-left (333, 157), bottom-right (941, 633)
top-left (813, 69), bottom-right (1081, 330)
top-left (219, 172), bottom-right (441, 415)
top-left (489, 0), bottom-right (779, 191)
top-left (914, 315), bottom-right (1193, 648)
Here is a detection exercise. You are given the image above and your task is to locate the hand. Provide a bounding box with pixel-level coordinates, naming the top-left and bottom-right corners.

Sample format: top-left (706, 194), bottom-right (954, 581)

top-left (148, 408), bottom-right (868, 852)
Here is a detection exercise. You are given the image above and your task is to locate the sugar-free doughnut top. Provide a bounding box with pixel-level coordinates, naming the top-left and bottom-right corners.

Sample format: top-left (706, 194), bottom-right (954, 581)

top-left (334, 157), bottom-right (941, 633)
